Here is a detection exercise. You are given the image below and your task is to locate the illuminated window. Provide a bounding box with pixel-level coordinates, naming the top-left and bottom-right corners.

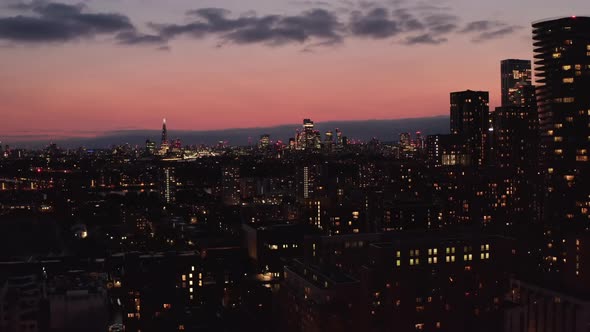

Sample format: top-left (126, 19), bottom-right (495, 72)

top-left (396, 259), bottom-right (401, 267)
top-left (554, 136), bottom-right (563, 142)
top-left (552, 53), bottom-right (561, 58)
top-left (396, 251), bottom-right (401, 258)
top-left (564, 97), bottom-right (575, 103)
top-left (563, 78), bottom-right (574, 83)
top-left (562, 65), bottom-right (572, 70)
top-left (555, 149), bottom-right (563, 155)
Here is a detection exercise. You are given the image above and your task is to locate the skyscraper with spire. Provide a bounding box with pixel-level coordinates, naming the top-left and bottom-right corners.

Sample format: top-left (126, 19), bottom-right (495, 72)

top-left (160, 118), bottom-right (169, 155)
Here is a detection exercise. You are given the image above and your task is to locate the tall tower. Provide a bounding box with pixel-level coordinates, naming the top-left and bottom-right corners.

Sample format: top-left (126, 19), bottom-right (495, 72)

top-left (161, 118), bottom-right (168, 147)
top-left (160, 166), bottom-right (176, 204)
top-left (533, 16), bottom-right (590, 227)
top-left (450, 90), bottom-right (490, 166)
top-left (501, 59), bottom-right (532, 106)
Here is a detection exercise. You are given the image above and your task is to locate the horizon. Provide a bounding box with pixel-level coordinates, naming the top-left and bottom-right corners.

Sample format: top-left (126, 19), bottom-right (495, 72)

top-left (2, 115), bottom-right (450, 148)
top-left (1, 0), bottom-right (587, 139)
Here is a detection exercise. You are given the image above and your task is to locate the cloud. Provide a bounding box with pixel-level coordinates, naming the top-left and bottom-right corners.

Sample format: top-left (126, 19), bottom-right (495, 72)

top-left (350, 8), bottom-right (400, 38)
top-left (423, 13), bottom-right (458, 34)
top-left (0, 1), bottom-right (143, 43)
top-left (460, 20), bottom-right (522, 42)
top-left (1, 1), bottom-right (523, 49)
top-left (404, 33), bottom-right (447, 45)
top-left (116, 30), bottom-right (166, 45)
top-left (155, 8), bottom-right (343, 46)
top-left (472, 26), bottom-right (521, 42)
top-left (290, 1), bottom-right (332, 7)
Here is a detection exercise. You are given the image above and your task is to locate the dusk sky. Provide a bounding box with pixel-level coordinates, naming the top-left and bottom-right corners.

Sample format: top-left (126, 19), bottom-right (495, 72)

top-left (0, 0), bottom-right (587, 141)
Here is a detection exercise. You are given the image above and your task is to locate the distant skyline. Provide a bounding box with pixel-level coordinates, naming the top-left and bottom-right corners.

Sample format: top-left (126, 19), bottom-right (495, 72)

top-left (1, 0), bottom-right (587, 140)
top-left (4, 116), bottom-right (449, 148)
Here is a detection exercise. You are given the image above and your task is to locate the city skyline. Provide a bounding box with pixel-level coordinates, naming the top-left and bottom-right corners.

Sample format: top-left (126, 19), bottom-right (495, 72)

top-left (1, 0), bottom-right (587, 140)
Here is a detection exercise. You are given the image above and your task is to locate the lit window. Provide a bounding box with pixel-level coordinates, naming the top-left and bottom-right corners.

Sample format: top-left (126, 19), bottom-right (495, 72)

top-left (396, 259), bottom-right (401, 267)
top-left (563, 78), bottom-right (574, 83)
top-left (562, 65), bottom-right (572, 70)
top-left (552, 53), bottom-right (561, 58)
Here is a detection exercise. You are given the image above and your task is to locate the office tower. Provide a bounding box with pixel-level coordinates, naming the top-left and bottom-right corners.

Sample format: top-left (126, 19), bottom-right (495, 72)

top-left (399, 132), bottom-right (411, 147)
top-left (533, 16), bottom-right (590, 227)
top-left (501, 59), bottom-right (532, 106)
top-left (324, 131), bottom-right (333, 151)
top-left (259, 134), bottom-right (270, 148)
top-left (222, 166), bottom-right (240, 205)
top-left (335, 128), bottom-right (343, 146)
top-left (145, 139), bottom-right (156, 155)
top-left (324, 131), bottom-right (333, 143)
top-left (414, 131), bottom-right (424, 151)
top-left (297, 119), bottom-right (321, 150)
top-left (450, 90), bottom-right (490, 166)
top-left (159, 166), bottom-right (176, 204)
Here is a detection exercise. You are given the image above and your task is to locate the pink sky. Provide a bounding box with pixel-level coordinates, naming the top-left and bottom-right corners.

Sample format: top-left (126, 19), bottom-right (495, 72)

top-left (0, 0), bottom-right (586, 139)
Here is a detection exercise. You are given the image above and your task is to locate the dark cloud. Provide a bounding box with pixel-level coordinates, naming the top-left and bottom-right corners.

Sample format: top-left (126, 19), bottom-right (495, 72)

top-left (404, 33), bottom-right (447, 45)
top-left (460, 20), bottom-right (522, 42)
top-left (155, 8), bottom-right (343, 46)
top-left (423, 14), bottom-right (458, 34)
top-left (1, 1), bottom-right (523, 49)
top-left (0, 1), bottom-right (139, 43)
top-left (290, 1), bottom-right (332, 7)
top-left (350, 8), bottom-right (399, 38)
top-left (116, 30), bottom-right (166, 45)
top-left (472, 26), bottom-right (522, 42)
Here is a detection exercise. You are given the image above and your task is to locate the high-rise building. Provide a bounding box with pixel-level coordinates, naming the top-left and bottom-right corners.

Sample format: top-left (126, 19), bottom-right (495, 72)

top-left (160, 118), bottom-right (169, 154)
top-left (145, 139), bottom-right (156, 155)
top-left (532, 16), bottom-right (590, 227)
top-left (450, 90), bottom-right (490, 166)
top-left (259, 134), bottom-right (270, 149)
top-left (399, 132), bottom-right (411, 147)
top-left (222, 165), bottom-right (240, 205)
top-left (159, 166), bottom-right (176, 204)
top-left (297, 119), bottom-right (321, 150)
top-left (501, 59), bottom-right (533, 106)
top-left (492, 88), bottom-right (538, 171)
